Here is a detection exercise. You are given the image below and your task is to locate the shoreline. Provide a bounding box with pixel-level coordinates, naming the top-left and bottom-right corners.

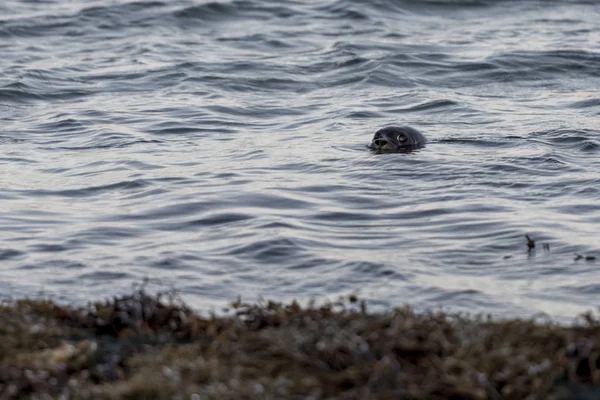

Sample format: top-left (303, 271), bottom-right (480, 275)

top-left (1, 288), bottom-right (599, 399)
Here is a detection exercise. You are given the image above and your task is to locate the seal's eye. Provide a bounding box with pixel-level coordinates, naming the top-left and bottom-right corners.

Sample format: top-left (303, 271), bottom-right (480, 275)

top-left (397, 133), bottom-right (407, 143)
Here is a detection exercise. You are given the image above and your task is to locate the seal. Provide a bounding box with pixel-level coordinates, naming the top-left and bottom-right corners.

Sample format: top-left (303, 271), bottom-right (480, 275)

top-left (369, 126), bottom-right (426, 152)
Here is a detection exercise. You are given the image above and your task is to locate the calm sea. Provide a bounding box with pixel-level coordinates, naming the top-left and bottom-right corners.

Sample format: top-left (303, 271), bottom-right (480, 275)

top-left (1, 0), bottom-right (599, 321)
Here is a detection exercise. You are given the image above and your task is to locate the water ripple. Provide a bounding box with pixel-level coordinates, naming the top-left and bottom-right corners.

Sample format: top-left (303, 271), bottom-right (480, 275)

top-left (0, 0), bottom-right (599, 322)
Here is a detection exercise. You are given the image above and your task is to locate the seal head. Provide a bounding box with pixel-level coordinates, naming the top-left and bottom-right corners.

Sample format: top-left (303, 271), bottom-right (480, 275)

top-left (369, 126), bottom-right (426, 153)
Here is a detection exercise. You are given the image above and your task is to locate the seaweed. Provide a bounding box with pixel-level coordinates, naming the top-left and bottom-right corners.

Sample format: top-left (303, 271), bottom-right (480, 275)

top-left (1, 289), bottom-right (599, 399)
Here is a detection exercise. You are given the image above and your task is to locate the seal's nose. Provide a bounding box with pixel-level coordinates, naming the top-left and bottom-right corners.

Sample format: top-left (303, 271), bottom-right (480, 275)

top-left (373, 138), bottom-right (388, 148)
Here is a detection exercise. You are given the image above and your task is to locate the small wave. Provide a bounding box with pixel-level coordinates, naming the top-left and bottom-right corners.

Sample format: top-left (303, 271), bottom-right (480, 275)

top-left (18, 180), bottom-right (150, 198)
top-left (0, 249), bottom-right (23, 261)
top-left (77, 271), bottom-right (131, 281)
top-left (486, 50), bottom-right (600, 81)
top-left (530, 128), bottom-right (600, 152)
top-left (345, 261), bottom-right (411, 280)
top-left (56, 139), bottom-right (164, 151)
top-left (228, 237), bottom-right (306, 264)
top-left (391, 99), bottom-right (460, 113)
top-left (568, 98), bottom-right (600, 111)
top-left (0, 79), bottom-right (91, 104)
top-left (314, 2), bottom-right (370, 20)
top-left (0, 15), bottom-right (75, 38)
top-left (174, 1), bottom-right (296, 22)
top-left (185, 212), bottom-right (254, 228)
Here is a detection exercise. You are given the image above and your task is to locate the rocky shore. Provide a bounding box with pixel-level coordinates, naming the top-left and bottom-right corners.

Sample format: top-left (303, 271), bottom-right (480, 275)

top-left (1, 288), bottom-right (599, 399)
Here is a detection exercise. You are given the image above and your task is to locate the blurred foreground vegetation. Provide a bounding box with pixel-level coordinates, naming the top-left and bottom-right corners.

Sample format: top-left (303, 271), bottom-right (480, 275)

top-left (1, 288), bottom-right (600, 399)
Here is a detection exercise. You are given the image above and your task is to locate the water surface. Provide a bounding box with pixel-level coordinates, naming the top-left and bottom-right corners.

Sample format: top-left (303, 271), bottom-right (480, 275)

top-left (1, 0), bottom-right (600, 321)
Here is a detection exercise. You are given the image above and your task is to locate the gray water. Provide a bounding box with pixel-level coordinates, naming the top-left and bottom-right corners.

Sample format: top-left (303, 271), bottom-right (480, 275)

top-left (1, 0), bottom-right (599, 320)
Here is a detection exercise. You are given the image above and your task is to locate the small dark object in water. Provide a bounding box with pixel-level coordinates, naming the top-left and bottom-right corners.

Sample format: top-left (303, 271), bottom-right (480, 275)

top-left (543, 243), bottom-right (550, 251)
top-left (525, 235), bottom-right (535, 250)
top-left (369, 126), bottom-right (426, 153)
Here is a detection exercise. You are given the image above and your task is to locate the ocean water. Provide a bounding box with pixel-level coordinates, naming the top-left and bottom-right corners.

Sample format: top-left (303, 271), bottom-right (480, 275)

top-left (1, 0), bottom-right (599, 321)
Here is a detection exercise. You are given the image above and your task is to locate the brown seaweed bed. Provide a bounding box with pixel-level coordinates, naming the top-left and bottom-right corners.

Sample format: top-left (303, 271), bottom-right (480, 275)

top-left (2, 287), bottom-right (600, 399)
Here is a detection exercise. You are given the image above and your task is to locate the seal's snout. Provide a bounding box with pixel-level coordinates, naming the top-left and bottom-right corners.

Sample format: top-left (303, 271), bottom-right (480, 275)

top-left (372, 138), bottom-right (388, 148)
